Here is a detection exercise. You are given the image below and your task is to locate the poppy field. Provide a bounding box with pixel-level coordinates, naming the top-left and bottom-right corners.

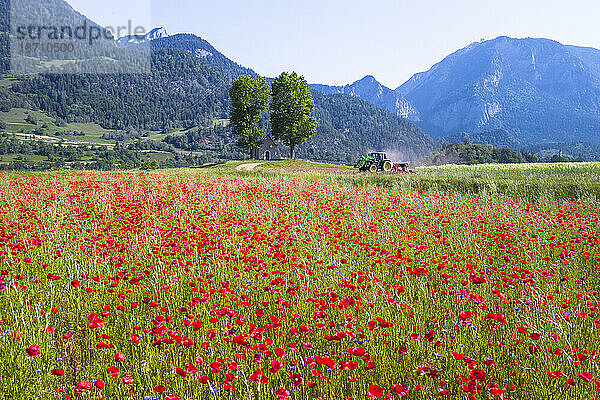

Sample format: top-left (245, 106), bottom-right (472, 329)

top-left (0, 170), bottom-right (599, 400)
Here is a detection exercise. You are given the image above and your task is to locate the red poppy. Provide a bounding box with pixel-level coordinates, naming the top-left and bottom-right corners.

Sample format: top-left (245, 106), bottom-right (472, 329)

top-left (392, 384), bottom-right (410, 397)
top-left (579, 372), bottom-right (594, 383)
top-left (470, 369), bottom-right (486, 382)
top-left (275, 388), bottom-right (291, 399)
top-left (25, 345), bottom-right (40, 356)
top-left (270, 359), bottom-right (284, 373)
top-left (437, 387), bottom-right (450, 395)
top-left (369, 384), bottom-right (385, 398)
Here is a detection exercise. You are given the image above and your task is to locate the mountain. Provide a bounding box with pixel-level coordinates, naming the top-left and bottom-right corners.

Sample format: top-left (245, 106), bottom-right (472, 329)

top-left (311, 75), bottom-right (420, 120)
top-left (301, 91), bottom-right (432, 163)
top-left (148, 33), bottom-right (253, 77)
top-left (12, 50), bottom-right (233, 130)
top-left (396, 36), bottom-right (600, 145)
top-left (0, 0), bottom-right (434, 164)
top-left (116, 27), bottom-right (169, 46)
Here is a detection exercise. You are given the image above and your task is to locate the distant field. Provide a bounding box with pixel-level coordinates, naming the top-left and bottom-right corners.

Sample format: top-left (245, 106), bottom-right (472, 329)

top-left (0, 108), bottom-right (114, 144)
top-left (205, 160), bottom-right (600, 200)
top-left (0, 107), bottom-right (219, 150)
top-left (0, 153), bottom-right (48, 162)
top-left (409, 162), bottom-right (600, 199)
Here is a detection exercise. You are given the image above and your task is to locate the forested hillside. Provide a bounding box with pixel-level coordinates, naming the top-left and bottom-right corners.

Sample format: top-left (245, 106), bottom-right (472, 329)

top-left (12, 50), bottom-right (230, 131)
top-left (299, 92), bottom-right (433, 163)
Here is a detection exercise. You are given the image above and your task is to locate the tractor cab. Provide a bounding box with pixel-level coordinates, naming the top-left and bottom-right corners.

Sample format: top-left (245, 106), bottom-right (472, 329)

top-left (370, 152), bottom-right (387, 162)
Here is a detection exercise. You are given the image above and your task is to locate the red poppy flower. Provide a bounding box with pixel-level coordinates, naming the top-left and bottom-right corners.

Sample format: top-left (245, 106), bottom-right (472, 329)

top-left (270, 359), bottom-right (284, 373)
top-left (470, 369), bottom-right (486, 382)
top-left (392, 384), bottom-right (410, 397)
top-left (25, 345), bottom-right (40, 356)
top-left (579, 372), bottom-right (594, 383)
top-left (369, 384), bottom-right (385, 398)
top-left (275, 388), bottom-right (291, 399)
top-left (185, 364), bottom-right (199, 374)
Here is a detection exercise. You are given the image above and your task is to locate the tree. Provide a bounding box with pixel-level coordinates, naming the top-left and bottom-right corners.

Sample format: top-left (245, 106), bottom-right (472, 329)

top-left (25, 114), bottom-right (37, 125)
top-left (141, 159), bottom-right (158, 170)
top-left (229, 74), bottom-right (270, 158)
top-left (270, 72), bottom-right (317, 159)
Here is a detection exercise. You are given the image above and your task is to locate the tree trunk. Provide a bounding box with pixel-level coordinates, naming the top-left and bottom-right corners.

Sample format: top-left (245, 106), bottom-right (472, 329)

top-left (290, 143), bottom-right (295, 159)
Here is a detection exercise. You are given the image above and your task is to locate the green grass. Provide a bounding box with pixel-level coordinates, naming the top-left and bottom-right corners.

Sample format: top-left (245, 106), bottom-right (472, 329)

top-left (139, 150), bottom-right (175, 163)
top-left (408, 162), bottom-right (600, 199)
top-left (208, 161), bottom-right (600, 200)
top-left (0, 109), bottom-right (113, 144)
top-left (0, 108), bottom-right (56, 127)
top-left (65, 122), bottom-right (111, 135)
top-left (0, 153), bottom-right (47, 162)
top-left (0, 76), bottom-right (21, 88)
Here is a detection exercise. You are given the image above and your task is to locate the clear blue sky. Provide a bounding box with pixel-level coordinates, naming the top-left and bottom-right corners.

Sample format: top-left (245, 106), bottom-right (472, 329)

top-left (67, 0), bottom-right (600, 88)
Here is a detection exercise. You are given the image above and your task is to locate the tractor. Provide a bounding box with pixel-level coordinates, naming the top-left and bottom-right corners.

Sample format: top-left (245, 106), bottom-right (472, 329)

top-left (355, 152), bottom-right (393, 172)
top-left (355, 152), bottom-right (411, 173)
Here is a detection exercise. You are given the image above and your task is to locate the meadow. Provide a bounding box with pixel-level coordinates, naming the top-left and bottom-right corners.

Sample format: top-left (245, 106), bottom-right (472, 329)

top-left (0, 165), bottom-right (599, 399)
top-left (210, 161), bottom-right (600, 200)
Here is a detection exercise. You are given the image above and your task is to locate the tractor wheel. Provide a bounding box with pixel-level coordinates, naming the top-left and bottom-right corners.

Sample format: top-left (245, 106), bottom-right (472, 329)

top-left (383, 160), bottom-right (392, 172)
top-left (369, 164), bottom-right (377, 173)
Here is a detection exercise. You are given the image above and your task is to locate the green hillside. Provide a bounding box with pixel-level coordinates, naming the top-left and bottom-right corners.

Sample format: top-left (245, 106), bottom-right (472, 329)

top-left (0, 0), bottom-right (435, 169)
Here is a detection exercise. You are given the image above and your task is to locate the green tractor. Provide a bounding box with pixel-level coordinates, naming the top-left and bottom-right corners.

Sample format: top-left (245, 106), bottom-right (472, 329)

top-left (355, 152), bottom-right (394, 173)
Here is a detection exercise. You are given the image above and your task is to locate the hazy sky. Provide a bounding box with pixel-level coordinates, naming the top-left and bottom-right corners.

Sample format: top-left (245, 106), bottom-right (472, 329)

top-left (67, 0), bottom-right (600, 88)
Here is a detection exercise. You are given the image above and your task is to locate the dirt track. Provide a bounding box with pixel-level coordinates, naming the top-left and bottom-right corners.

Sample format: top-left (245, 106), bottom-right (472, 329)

top-left (236, 162), bottom-right (265, 171)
